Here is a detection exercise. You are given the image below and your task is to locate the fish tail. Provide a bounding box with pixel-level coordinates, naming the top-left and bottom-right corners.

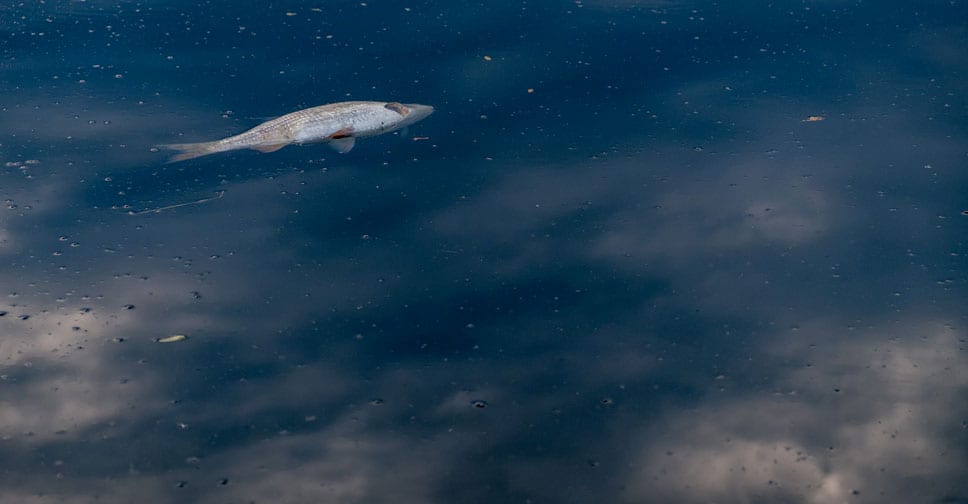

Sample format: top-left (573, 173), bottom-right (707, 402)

top-left (156, 141), bottom-right (222, 163)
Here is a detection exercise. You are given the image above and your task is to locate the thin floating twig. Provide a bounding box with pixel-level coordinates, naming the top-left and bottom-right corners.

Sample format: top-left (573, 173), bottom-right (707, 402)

top-left (128, 191), bottom-right (225, 215)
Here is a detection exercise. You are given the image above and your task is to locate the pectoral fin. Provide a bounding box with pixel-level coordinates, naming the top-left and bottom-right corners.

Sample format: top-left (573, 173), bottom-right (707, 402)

top-left (329, 137), bottom-right (356, 153)
top-left (253, 143), bottom-right (288, 153)
top-left (330, 127), bottom-right (354, 139)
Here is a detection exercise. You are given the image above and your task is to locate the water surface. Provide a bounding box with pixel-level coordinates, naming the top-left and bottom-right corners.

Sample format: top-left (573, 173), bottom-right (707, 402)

top-left (1, 1), bottom-right (966, 503)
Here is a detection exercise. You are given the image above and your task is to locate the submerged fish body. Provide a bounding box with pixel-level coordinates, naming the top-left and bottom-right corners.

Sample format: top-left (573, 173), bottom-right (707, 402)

top-left (158, 100), bottom-right (433, 162)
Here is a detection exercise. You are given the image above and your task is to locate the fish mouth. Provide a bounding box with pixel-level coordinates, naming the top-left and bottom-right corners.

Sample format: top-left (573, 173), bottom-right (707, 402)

top-left (403, 103), bottom-right (434, 122)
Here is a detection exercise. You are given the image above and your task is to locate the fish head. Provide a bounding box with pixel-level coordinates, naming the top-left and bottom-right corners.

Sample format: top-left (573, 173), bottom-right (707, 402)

top-left (397, 103), bottom-right (434, 126)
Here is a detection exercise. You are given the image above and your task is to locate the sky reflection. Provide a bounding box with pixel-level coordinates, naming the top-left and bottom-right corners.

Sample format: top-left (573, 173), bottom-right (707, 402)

top-left (1, 1), bottom-right (966, 503)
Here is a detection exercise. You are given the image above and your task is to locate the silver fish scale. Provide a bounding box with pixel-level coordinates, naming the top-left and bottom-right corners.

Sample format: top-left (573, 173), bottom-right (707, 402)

top-left (217, 101), bottom-right (401, 149)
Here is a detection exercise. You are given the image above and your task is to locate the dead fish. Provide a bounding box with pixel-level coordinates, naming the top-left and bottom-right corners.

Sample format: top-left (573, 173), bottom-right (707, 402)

top-left (157, 101), bottom-right (434, 162)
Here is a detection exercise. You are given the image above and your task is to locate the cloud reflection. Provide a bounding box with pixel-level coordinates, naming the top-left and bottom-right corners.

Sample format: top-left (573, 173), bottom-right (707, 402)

top-left (1, 1), bottom-right (966, 504)
top-left (627, 322), bottom-right (966, 503)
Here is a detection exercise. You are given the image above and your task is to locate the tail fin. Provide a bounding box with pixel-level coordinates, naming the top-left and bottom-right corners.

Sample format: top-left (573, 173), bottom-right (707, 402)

top-left (156, 141), bottom-right (220, 163)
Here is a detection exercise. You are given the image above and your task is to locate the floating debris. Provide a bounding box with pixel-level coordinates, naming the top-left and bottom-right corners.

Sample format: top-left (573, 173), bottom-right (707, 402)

top-left (156, 334), bottom-right (188, 343)
top-left (128, 191), bottom-right (225, 215)
top-left (801, 115), bottom-right (825, 122)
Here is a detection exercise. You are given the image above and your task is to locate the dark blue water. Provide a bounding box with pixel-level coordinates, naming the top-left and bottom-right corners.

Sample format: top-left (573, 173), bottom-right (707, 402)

top-left (2, 1), bottom-right (966, 503)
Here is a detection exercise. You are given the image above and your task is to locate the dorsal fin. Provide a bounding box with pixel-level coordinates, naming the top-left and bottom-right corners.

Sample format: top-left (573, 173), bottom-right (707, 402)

top-left (384, 102), bottom-right (409, 116)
